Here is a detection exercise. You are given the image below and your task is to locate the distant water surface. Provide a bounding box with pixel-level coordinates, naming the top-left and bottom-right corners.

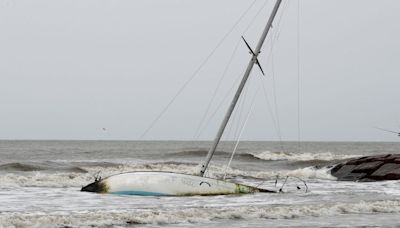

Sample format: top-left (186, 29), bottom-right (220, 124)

top-left (0, 140), bottom-right (399, 227)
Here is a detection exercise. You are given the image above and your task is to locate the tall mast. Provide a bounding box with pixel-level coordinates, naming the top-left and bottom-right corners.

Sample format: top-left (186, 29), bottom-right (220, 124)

top-left (199, 0), bottom-right (282, 176)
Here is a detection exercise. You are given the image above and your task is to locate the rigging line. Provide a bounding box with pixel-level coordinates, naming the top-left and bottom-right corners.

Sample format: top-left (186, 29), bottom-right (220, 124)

top-left (243, 0), bottom-right (270, 35)
top-left (260, 2), bottom-right (289, 151)
top-left (193, 38), bottom-right (242, 140)
top-left (296, 0), bottom-right (301, 152)
top-left (274, 0), bottom-right (288, 40)
top-left (227, 79), bottom-right (248, 148)
top-left (227, 71), bottom-right (252, 143)
top-left (263, 0), bottom-right (289, 63)
top-left (260, 76), bottom-right (281, 144)
top-left (229, 71), bottom-right (252, 143)
top-left (233, 72), bottom-right (252, 141)
top-left (227, 74), bottom-right (258, 172)
top-left (231, 77), bottom-right (247, 141)
top-left (220, 76), bottom-right (245, 143)
top-left (195, 0), bottom-right (269, 140)
top-left (224, 113), bottom-right (234, 141)
top-left (273, 0), bottom-right (289, 39)
top-left (225, 88), bottom-right (240, 141)
top-left (139, 0), bottom-right (259, 140)
top-left (223, 85), bottom-right (240, 142)
top-left (271, 51), bottom-right (285, 152)
top-left (223, 83), bottom-right (261, 180)
top-left (195, 71), bottom-right (243, 139)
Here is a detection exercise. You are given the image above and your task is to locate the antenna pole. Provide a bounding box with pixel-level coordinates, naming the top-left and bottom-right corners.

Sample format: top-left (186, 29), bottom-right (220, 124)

top-left (199, 0), bottom-right (282, 176)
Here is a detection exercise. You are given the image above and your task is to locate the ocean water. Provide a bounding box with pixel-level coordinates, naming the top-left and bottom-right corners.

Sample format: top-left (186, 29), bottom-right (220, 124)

top-left (0, 140), bottom-right (399, 227)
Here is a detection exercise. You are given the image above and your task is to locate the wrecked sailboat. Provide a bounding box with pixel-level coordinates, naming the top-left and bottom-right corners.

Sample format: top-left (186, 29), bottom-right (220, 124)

top-left (81, 171), bottom-right (273, 196)
top-left (81, 0), bottom-right (283, 196)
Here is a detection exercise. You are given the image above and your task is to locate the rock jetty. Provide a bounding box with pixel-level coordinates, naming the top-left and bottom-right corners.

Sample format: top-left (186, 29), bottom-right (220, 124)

top-left (331, 154), bottom-right (400, 181)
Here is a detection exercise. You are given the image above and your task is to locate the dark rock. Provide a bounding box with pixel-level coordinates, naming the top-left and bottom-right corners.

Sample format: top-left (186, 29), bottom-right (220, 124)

top-left (352, 161), bottom-right (383, 173)
top-left (331, 154), bottom-right (400, 182)
top-left (371, 163), bottom-right (399, 177)
top-left (385, 168), bottom-right (400, 180)
top-left (332, 165), bottom-right (356, 178)
top-left (330, 164), bottom-right (343, 174)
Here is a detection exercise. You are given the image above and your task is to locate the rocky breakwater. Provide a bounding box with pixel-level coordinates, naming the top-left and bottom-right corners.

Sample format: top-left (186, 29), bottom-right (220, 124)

top-left (331, 154), bottom-right (400, 181)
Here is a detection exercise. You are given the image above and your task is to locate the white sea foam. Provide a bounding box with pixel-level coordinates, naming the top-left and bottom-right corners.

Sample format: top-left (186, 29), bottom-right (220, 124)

top-left (223, 166), bottom-right (337, 181)
top-left (272, 166), bottom-right (337, 180)
top-left (249, 151), bottom-right (359, 161)
top-left (0, 200), bottom-right (399, 227)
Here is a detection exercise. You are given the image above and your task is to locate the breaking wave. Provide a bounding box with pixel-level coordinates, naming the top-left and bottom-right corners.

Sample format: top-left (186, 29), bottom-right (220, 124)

top-left (169, 150), bottom-right (360, 167)
top-left (169, 150), bottom-right (256, 160)
top-left (223, 166), bottom-right (336, 181)
top-left (248, 151), bottom-right (359, 162)
top-left (1, 200), bottom-right (399, 227)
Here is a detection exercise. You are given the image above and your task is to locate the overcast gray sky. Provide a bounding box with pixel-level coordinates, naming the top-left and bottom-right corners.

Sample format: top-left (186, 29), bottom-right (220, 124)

top-left (0, 0), bottom-right (399, 141)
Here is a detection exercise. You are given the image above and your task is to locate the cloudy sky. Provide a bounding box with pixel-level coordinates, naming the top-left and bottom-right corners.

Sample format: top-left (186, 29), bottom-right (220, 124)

top-left (0, 0), bottom-right (399, 141)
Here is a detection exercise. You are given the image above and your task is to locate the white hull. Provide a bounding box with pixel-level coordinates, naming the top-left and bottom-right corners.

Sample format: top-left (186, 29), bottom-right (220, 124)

top-left (82, 171), bottom-right (271, 196)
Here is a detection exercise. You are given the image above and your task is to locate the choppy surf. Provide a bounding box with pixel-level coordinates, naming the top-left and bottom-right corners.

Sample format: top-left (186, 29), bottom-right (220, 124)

top-left (1, 140), bottom-right (400, 227)
top-left (1, 199), bottom-right (400, 227)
